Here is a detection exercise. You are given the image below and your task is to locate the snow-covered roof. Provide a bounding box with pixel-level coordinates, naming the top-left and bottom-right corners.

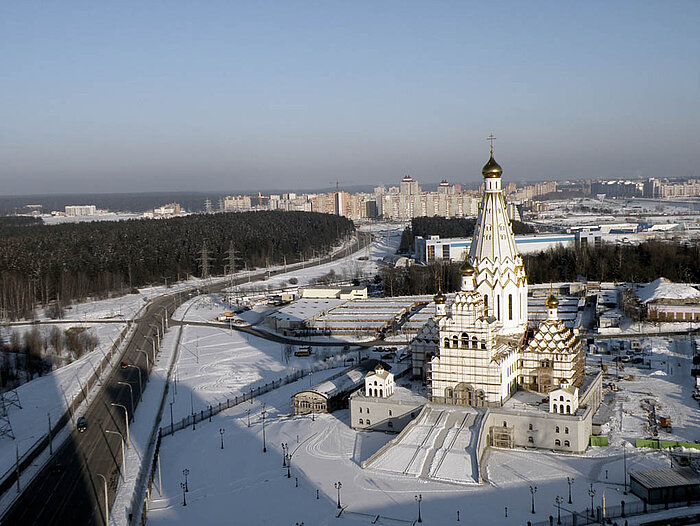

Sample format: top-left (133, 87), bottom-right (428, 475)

top-left (637, 278), bottom-right (700, 304)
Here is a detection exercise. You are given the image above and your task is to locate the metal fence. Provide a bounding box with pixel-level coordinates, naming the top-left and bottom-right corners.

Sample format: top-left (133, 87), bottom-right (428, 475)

top-left (529, 498), bottom-right (699, 526)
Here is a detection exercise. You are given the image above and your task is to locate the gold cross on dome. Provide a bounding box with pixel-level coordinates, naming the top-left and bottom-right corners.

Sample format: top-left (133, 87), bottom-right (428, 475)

top-left (486, 134), bottom-right (496, 155)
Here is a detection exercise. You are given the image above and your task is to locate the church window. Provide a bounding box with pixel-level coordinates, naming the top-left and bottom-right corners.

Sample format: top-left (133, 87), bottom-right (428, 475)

top-left (503, 421), bottom-right (507, 427)
top-left (528, 436), bottom-right (534, 444)
top-left (555, 426), bottom-right (560, 433)
top-left (508, 294), bottom-right (513, 320)
top-left (444, 338), bottom-right (450, 348)
top-left (359, 419), bottom-right (363, 424)
top-left (366, 408), bottom-right (370, 414)
top-left (528, 423), bottom-right (533, 431)
top-left (359, 407), bottom-right (362, 413)
top-left (461, 333), bottom-right (469, 348)
top-left (564, 440), bottom-right (570, 447)
top-left (379, 389), bottom-right (383, 397)
top-left (388, 410), bottom-right (392, 416)
top-left (366, 420), bottom-right (370, 425)
top-left (481, 340), bottom-right (486, 349)
top-left (560, 395), bottom-right (564, 401)
top-left (555, 439), bottom-right (561, 446)
top-left (565, 427), bottom-right (569, 434)
top-left (452, 335), bottom-right (459, 347)
top-left (566, 405), bottom-right (571, 414)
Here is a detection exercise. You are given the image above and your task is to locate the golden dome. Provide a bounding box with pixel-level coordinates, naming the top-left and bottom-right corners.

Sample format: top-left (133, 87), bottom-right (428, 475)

top-left (460, 259), bottom-right (475, 276)
top-left (545, 294), bottom-right (559, 308)
top-left (434, 290), bottom-right (446, 304)
top-left (481, 155), bottom-right (503, 179)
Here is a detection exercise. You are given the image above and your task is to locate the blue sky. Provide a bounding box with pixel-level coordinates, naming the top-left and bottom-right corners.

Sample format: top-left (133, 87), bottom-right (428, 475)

top-left (1, 1), bottom-right (699, 194)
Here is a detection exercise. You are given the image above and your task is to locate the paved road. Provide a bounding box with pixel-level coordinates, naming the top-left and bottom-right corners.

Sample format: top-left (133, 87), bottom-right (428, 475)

top-left (1, 233), bottom-right (370, 525)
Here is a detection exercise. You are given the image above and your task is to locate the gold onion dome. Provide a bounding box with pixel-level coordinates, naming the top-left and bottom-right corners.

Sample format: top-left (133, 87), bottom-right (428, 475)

top-left (481, 155), bottom-right (503, 178)
top-left (460, 260), bottom-right (475, 276)
top-left (434, 290), bottom-right (446, 304)
top-left (545, 294), bottom-right (559, 308)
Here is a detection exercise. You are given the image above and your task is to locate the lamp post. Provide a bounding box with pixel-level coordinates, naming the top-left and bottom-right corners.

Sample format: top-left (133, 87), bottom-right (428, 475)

top-left (110, 403), bottom-right (130, 446)
top-left (247, 408), bottom-right (251, 428)
top-left (335, 481), bottom-right (342, 508)
top-left (588, 484), bottom-right (596, 518)
top-left (116, 382), bottom-right (134, 421)
top-left (623, 441), bottom-right (628, 494)
top-left (262, 407), bottom-right (267, 453)
top-left (219, 428), bottom-right (225, 449)
top-left (105, 429), bottom-right (126, 482)
top-left (282, 443), bottom-right (288, 467)
top-left (183, 468), bottom-right (189, 492)
top-left (286, 452), bottom-right (291, 478)
top-left (181, 482), bottom-right (187, 506)
top-left (530, 485), bottom-right (537, 514)
top-left (122, 363), bottom-right (143, 401)
top-left (88, 472), bottom-right (109, 525)
top-left (567, 476), bottom-right (574, 504)
top-left (555, 496), bottom-right (564, 525)
top-left (415, 494), bottom-right (423, 523)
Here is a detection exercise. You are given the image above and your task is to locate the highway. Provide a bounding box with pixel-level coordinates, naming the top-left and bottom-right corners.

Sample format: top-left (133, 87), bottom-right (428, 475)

top-left (1, 233), bottom-right (370, 525)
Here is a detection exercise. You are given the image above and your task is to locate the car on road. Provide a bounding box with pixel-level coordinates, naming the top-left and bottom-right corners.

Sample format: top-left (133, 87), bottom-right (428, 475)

top-left (77, 417), bottom-right (88, 433)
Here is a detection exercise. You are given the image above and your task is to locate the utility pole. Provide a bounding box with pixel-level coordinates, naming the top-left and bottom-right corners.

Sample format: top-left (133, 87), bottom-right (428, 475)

top-left (199, 242), bottom-right (210, 279)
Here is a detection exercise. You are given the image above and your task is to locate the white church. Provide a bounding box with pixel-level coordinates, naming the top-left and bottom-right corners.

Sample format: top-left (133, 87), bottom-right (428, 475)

top-left (409, 143), bottom-right (602, 453)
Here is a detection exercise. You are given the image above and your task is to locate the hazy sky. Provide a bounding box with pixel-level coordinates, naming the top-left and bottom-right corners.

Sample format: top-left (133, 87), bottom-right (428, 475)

top-left (1, 1), bottom-right (699, 195)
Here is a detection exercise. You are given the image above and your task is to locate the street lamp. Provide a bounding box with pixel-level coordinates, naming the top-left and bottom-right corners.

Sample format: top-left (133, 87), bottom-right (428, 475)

top-left (282, 443), bottom-right (288, 467)
top-left (110, 403), bottom-right (130, 446)
top-left (122, 363), bottom-right (143, 401)
top-left (555, 496), bottom-right (564, 525)
top-left (117, 382), bottom-right (134, 419)
top-left (183, 468), bottom-right (190, 492)
top-left (623, 441), bottom-right (628, 494)
top-left (105, 429), bottom-right (126, 482)
top-left (530, 485), bottom-right (537, 514)
top-left (262, 407), bottom-right (267, 453)
top-left (335, 481), bottom-right (342, 509)
top-left (588, 484), bottom-right (596, 517)
top-left (181, 482), bottom-right (187, 506)
top-left (567, 476), bottom-right (574, 504)
top-left (247, 408), bottom-right (251, 428)
top-left (219, 428), bottom-right (225, 449)
top-left (88, 472), bottom-right (109, 525)
top-left (415, 494), bottom-right (423, 523)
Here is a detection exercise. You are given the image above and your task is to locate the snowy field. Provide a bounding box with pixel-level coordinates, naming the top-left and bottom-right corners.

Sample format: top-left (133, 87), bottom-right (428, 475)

top-left (0, 322), bottom-right (127, 489)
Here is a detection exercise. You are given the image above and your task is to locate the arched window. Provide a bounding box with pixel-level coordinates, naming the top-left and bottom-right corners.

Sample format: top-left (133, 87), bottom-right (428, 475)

top-left (564, 440), bottom-right (570, 447)
top-left (528, 436), bottom-right (534, 444)
top-left (472, 336), bottom-right (478, 348)
top-left (359, 407), bottom-right (363, 413)
top-left (461, 333), bottom-right (469, 348)
top-left (555, 439), bottom-right (561, 446)
top-left (481, 340), bottom-right (486, 350)
top-left (503, 421), bottom-right (508, 427)
top-left (366, 408), bottom-right (369, 414)
top-left (508, 294), bottom-right (513, 320)
top-left (379, 389), bottom-right (383, 397)
top-left (566, 405), bottom-right (571, 414)
top-left (359, 419), bottom-right (363, 424)
top-left (565, 427), bottom-right (569, 434)
top-left (444, 337), bottom-right (450, 348)
top-left (528, 423), bottom-right (533, 431)
top-left (366, 420), bottom-right (370, 425)
top-left (388, 410), bottom-right (392, 416)
top-left (560, 395), bottom-right (564, 401)
top-left (555, 426), bottom-right (560, 433)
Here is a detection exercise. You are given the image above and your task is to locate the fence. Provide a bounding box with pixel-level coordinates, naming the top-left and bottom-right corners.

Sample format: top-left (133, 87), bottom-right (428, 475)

top-left (529, 498), bottom-right (699, 526)
top-left (0, 322), bottom-right (132, 499)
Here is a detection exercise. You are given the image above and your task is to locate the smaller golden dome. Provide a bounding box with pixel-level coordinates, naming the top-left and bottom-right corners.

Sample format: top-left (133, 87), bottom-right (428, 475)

top-left (482, 155), bottom-right (503, 179)
top-left (545, 294), bottom-right (559, 308)
top-left (434, 290), bottom-right (446, 304)
top-left (460, 259), bottom-right (475, 276)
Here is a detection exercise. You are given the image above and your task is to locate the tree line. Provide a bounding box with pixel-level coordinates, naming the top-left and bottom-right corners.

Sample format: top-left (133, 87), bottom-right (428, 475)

top-left (379, 239), bottom-right (700, 297)
top-left (0, 211), bottom-right (354, 319)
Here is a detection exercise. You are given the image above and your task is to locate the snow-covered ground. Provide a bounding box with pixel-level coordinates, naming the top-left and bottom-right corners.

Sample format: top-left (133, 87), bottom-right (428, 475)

top-left (0, 322), bottom-right (128, 501)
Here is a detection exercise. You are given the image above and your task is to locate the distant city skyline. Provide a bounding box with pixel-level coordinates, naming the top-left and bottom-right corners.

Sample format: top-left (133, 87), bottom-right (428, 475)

top-left (2, 1), bottom-right (699, 195)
